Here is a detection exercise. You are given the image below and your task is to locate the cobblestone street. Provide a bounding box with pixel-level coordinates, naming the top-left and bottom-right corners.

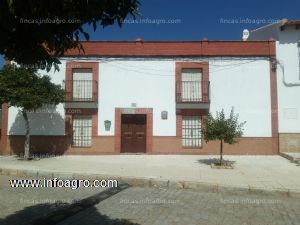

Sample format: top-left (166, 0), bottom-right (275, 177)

top-left (57, 187), bottom-right (300, 225)
top-left (1, 175), bottom-right (300, 225)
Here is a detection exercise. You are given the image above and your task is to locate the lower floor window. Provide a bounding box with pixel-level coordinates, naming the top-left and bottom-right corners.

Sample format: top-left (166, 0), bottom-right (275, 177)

top-left (182, 116), bottom-right (202, 148)
top-left (72, 115), bottom-right (92, 147)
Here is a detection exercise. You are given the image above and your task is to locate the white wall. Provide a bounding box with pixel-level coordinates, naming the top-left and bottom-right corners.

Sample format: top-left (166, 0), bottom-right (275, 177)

top-left (7, 58), bottom-right (272, 137)
top-left (250, 25), bottom-right (300, 133)
top-left (98, 59), bottom-right (176, 136)
top-left (276, 29), bottom-right (300, 133)
top-left (7, 61), bottom-right (66, 135)
top-left (209, 58), bottom-right (272, 137)
top-left (98, 58), bottom-right (272, 137)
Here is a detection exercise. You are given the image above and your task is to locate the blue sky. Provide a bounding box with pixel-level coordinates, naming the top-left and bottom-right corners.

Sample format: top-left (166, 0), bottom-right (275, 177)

top-left (1, 0), bottom-right (299, 67)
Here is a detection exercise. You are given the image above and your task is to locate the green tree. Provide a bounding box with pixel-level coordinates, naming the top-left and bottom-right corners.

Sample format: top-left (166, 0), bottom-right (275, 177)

top-left (202, 108), bottom-right (246, 165)
top-left (0, 65), bottom-right (64, 159)
top-left (0, 0), bottom-right (140, 71)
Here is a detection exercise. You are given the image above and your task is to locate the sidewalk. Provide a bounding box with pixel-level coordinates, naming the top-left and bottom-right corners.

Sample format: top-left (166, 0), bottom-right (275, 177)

top-left (0, 155), bottom-right (299, 194)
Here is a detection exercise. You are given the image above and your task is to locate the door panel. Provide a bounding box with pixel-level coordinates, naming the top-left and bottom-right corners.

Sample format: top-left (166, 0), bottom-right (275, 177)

top-left (121, 114), bottom-right (146, 153)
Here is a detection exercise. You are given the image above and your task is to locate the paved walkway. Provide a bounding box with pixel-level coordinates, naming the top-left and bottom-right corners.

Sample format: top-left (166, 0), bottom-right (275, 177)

top-left (0, 155), bottom-right (299, 193)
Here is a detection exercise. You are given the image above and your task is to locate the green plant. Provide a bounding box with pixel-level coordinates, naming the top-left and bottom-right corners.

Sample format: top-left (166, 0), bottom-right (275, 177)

top-left (202, 108), bottom-right (246, 165)
top-left (0, 64), bottom-right (64, 159)
top-left (0, 0), bottom-right (140, 71)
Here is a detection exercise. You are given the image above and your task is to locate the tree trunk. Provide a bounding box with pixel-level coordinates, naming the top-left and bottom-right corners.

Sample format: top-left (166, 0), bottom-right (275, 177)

top-left (22, 110), bottom-right (30, 160)
top-left (220, 139), bottom-right (223, 165)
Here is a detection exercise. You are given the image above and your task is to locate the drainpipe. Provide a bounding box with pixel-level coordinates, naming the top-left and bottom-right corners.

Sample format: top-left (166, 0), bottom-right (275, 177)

top-left (276, 60), bottom-right (300, 87)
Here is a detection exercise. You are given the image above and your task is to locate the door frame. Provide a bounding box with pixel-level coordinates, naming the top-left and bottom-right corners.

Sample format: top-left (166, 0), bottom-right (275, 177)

top-left (115, 108), bottom-right (153, 154)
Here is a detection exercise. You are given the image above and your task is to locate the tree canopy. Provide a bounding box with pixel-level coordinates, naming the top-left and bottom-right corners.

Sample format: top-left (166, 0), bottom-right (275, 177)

top-left (0, 64), bottom-right (65, 159)
top-left (202, 108), bottom-right (246, 165)
top-left (0, 0), bottom-right (140, 71)
top-left (202, 108), bottom-right (246, 145)
top-left (0, 64), bottom-right (64, 110)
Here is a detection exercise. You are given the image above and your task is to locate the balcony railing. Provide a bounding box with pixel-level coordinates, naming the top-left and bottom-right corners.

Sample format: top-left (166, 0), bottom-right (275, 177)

top-left (64, 80), bottom-right (98, 102)
top-left (176, 81), bottom-right (210, 103)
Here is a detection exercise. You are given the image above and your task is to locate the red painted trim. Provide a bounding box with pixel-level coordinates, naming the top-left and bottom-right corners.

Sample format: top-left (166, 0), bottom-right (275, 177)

top-left (114, 108), bottom-right (153, 153)
top-left (65, 61), bottom-right (99, 139)
top-left (65, 109), bottom-right (98, 137)
top-left (270, 59), bottom-right (279, 154)
top-left (65, 108), bottom-right (98, 114)
top-left (1, 60), bottom-right (10, 138)
top-left (0, 103), bottom-right (8, 136)
top-left (65, 114), bottom-right (72, 137)
top-left (175, 62), bottom-right (209, 102)
top-left (63, 41), bottom-right (276, 57)
top-left (0, 104), bottom-right (9, 154)
top-left (65, 61), bottom-right (99, 99)
top-left (176, 109), bottom-right (208, 138)
top-left (92, 113), bottom-right (98, 137)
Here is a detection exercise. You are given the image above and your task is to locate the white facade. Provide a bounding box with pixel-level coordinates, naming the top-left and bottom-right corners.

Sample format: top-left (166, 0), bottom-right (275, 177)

top-left (209, 58), bottom-right (271, 137)
top-left (7, 57), bottom-right (272, 137)
top-left (250, 21), bottom-right (300, 133)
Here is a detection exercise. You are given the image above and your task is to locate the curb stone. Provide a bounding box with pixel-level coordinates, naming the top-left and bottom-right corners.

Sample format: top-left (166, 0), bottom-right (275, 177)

top-left (121, 177), bottom-right (151, 187)
top-left (168, 180), bottom-right (184, 189)
top-left (149, 179), bottom-right (169, 188)
top-left (280, 152), bottom-right (300, 166)
top-left (1, 168), bottom-right (300, 198)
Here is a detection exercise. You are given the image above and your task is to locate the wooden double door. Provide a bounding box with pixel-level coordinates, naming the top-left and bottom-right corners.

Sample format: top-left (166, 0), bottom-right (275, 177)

top-left (121, 114), bottom-right (146, 153)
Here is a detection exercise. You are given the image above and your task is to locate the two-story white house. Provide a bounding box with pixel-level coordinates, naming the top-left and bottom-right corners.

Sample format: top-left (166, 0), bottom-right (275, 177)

top-left (249, 19), bottom-right (300, 153)
top-left (0, 40), bottom-right (278, 155)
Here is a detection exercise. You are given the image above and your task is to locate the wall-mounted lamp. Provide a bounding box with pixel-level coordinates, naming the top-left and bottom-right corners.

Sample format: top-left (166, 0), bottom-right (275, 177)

top-left (104, 120), bottom-right (111, 131)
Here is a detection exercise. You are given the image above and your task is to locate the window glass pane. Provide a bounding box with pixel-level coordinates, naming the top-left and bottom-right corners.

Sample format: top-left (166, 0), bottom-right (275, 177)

top-left (181, 69), bottom-right (202, 102)
top-left (72, 69), bottom-right (93, 101)
top-left (182, 69), bottom-right (202, 81)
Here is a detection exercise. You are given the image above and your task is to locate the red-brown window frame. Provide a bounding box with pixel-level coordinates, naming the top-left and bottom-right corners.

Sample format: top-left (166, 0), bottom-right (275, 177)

top-left (65, 62), bottom-right (99, 146)
top-left (65, 62), bottom-right (99, 102)
top-left (175, 62), bottom-right (209, 102)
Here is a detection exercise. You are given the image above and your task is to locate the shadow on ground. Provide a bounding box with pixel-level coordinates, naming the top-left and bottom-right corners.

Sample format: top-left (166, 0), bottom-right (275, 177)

top-left (0, 184), bottom-right (139, 225)
top-left (0, 204), bottom-right (139, 225)
top-left (197, 158), bottom-right (235, 166)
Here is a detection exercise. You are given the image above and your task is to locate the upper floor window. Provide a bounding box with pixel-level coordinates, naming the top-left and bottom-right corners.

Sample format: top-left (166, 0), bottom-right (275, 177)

top-left (181, 69), bottom-right (202, 102)
top-left (72, 68), bottom-right (93, 101)
top-left (65, 62), bottom-right (98, 105)
top-left (175, 62), bottom-right (210, 104)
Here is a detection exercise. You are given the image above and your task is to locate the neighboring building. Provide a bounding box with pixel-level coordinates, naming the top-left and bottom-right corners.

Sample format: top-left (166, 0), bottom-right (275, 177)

top-left (0, 40), bottom-right (278, 155)
top-left (249, 19), bottom-right (300, 153)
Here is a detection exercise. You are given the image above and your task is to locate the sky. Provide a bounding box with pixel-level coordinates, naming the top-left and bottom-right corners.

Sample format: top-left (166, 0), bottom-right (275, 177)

top-left (1, 0), bottom-right (300, 67)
